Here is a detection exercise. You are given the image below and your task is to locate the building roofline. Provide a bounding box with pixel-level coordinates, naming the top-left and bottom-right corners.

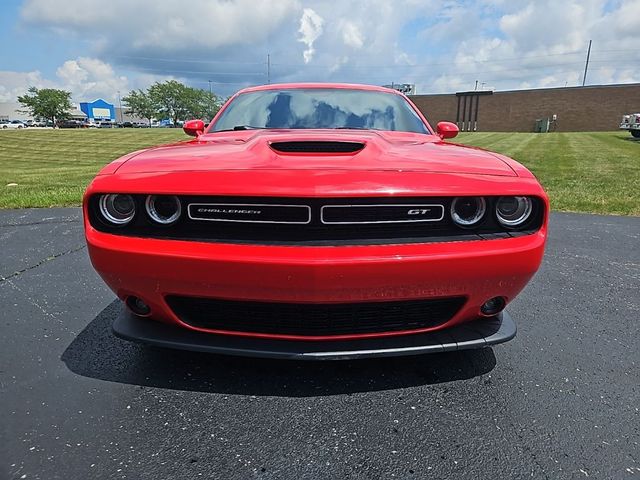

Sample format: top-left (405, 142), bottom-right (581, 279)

top-left (410, 82), bottom-right (640, 97)
top-left (80, 98), bottom-right (113, 105)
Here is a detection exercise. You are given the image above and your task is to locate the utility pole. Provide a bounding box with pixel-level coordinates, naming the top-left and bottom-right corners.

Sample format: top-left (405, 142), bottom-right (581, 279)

top-left (208, 80), bottom-right (213, 120)
top-left (267, 54), bottom-right (271, 84)
top-left (117, 90), bottom-right (123, 124)
top-left (474, 80), bottom-right (478, 91)
top-left (582, 39), bottom-right (592, 87)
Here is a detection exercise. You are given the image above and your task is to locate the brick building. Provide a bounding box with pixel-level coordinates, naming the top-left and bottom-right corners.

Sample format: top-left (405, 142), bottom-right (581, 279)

top-left (409, 83), bottom-right (640, 132)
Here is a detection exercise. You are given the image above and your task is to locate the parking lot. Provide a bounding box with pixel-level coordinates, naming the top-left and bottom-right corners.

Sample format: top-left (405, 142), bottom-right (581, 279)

top-left (1, 208), bottom-right (639, 479)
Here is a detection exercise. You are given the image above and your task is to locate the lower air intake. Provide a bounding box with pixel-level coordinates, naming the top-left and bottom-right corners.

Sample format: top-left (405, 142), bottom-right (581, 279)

top-left (166, 295), bottom-right (466, 337)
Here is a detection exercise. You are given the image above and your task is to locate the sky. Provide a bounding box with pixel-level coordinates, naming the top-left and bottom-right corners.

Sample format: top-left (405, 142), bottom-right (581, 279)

top-left (0, 0), bottom-right (639, 104)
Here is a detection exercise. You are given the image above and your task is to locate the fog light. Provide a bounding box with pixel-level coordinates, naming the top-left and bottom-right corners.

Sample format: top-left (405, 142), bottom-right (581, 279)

top-left (480, 296), bottom-right (506, 316)
top-left (126, 296), bottom-right (151, 316)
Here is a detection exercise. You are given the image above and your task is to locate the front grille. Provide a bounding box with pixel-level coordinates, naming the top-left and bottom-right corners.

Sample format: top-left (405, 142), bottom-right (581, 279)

top-left (188, 203), bottom-right (311, 224)
top-left (270, 141), bottom-right (364, 153)
top-left (321, 204), bottom-right (444, 224)
top-left (166, 296), bottom-right (466, 337)
top-left (89, 196), bottom-right (544, 245)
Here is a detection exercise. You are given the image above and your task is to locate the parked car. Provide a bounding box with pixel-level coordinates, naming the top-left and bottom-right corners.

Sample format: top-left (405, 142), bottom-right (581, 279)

top-left (99, 121), bottom-right (114, 128)
top-left (620, 113), bottom-right (640, 138)
top-left (1, 120), bottom-right (26, 129)
top-left (84, 83), bottom-right (548, 359)
top-left (26, 119), bottom-right (47, 127)
top-left (57, 119), bottom-right (85, 128)
top-left (121, 121), bottom-right (134, 128)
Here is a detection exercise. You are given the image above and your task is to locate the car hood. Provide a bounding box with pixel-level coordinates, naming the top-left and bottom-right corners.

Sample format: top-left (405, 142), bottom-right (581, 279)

top-left (114, 129), bottom-right (517, 177)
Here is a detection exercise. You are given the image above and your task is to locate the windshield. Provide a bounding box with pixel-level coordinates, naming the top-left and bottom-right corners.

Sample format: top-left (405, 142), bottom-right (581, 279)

top-left (210, 88), bottom-right (429, 134)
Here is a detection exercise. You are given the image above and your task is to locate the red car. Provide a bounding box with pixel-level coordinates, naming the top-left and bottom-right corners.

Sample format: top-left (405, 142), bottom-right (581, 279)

top-left (84, 83), bottom-right (548, 359)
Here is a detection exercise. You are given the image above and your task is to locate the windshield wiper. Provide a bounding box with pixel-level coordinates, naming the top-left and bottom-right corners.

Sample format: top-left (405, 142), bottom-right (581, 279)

top-left (334, 126), bottom-right (377, 130)
top-left (215, 125), bottom-right (266, 132)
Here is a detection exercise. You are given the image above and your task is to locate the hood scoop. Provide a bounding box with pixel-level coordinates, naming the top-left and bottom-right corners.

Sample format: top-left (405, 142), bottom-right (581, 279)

top-left (269, 141), bottom-right (365, 154)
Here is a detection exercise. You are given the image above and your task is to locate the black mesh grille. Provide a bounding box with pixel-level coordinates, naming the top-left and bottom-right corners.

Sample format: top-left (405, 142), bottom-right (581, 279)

top-left (166, 296), bottom-right (466, 337)
top-left (270, 141), bottom-right (364, 153)
top-left (89, 196), bottom-right (544, 245)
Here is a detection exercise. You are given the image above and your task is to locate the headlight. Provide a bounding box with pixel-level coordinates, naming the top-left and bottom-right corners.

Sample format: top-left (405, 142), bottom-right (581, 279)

top-left (98, 194), bottom-right (135, 225)
top-left (495, 196), bottom-right (533, 227)
top-left (145, 195), bottom-right (181, 225)
top-left (450, 197), bottom-right (486, 227)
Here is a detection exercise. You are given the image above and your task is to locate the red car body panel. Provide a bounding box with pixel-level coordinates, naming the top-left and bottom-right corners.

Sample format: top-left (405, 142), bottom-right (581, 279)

top-left (84, 83), bottom-right (548, 350)
top-left (113, 130), bottom-right (517, 177)
top-left (86, 222), bottom-right (545, 341)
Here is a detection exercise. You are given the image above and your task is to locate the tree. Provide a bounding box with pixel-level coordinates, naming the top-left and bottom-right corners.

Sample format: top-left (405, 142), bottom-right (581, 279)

top-left (148, 80), bottom-right (191, 126)
top-left (186, 88), bottom-right (220, 121)
top-left (122, 89), bottom-right (156, 126)
top-left (17, 87), bottom-right (73, 124)
top-left (148, 80), bottom-right (220, 126)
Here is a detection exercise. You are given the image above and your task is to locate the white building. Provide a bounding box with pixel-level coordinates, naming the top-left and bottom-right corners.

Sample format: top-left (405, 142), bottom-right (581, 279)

top-left (0, 102), bottom-right (86, 121)
top-left (0, 102), bottom-right (30, 121)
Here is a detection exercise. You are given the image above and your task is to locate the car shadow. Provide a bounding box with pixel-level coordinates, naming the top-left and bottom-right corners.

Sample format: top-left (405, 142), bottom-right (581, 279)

top-left (61, 300), bottom-right (497, 397)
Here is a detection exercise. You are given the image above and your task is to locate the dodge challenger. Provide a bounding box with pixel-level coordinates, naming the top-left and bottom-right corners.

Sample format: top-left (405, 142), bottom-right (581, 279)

top-left (83, 83), bottom-right (548, 359)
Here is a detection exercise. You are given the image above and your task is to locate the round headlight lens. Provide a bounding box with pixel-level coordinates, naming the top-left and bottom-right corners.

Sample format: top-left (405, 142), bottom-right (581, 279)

top-left (98, 194), bottom-right (135, 225)
top-left (145, 195), bottom-right (181, 225)
top-left (496, 196), bottom-right (533, 227)
top-left (450, 197), bottom-right (486, 227)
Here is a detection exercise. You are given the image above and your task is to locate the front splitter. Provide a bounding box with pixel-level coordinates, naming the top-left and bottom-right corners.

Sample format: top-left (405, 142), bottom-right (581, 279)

top-left (112, 306), bottom-right (516, 360)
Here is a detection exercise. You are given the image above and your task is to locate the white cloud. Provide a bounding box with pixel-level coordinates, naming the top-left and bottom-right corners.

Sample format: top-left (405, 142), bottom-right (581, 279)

top-left (414, 0), bottom-right (640, 93)
top-left (8, 0), bottom-right (639, 96)
top-left (56, 57), bottom-right (129, 101)
top-left (21, 0), bottom-right (299, 50)
top-left (0, 70), bottom-right (51, 102)
top-left (298, 8), bottom-right (325, 63)
top-left (341, 21), bottom-right (364, 49)
top-left (0, 57), bottom-right (131, 103)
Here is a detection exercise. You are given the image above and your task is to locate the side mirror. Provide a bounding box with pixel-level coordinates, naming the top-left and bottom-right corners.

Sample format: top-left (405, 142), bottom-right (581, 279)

top-left (183, 119), bottom-right (205, 137)
top-left (436, 121), bottom-right (459, 139)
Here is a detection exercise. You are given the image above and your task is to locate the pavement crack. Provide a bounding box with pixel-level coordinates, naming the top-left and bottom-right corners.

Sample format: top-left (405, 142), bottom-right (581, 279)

top-left (5, 277), bottom-right (63, 322)
top-left (0, 218), bottom-right (81, 228)
top-left (0, 244), bottom-right (87, 283)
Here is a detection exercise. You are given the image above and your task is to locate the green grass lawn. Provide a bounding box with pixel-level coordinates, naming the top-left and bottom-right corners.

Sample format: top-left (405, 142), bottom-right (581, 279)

top-left (0, 129), bottom-right (185, 209)
top-left (0, 129), bottom-right (638, 215)
top-left (456, 131), bottom-right (639, 216)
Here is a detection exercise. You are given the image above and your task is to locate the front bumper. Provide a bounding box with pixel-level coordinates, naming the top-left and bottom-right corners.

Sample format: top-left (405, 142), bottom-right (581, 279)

top-left (113, 305), bottom-right (516, 360)
top-left (86, 226), bottom-right (545, 340)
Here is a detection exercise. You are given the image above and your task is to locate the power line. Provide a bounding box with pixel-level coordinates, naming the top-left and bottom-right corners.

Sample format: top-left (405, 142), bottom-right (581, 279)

top-left (113, 48), bottom-right (639, 71)
top-left (114, 55), bottom-right (265, 65)
top-left (272, 55), bottom-right (638, 70)
top-left (111, 47), bottom-right (637, 91)
top-left (128, 58), bottom-right (638, 80)
top-left (133, 66), bottom-right (266, 76)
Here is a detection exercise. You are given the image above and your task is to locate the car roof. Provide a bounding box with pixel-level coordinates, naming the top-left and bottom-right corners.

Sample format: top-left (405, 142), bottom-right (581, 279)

top-left (235, 83), bottom-right (405, 96)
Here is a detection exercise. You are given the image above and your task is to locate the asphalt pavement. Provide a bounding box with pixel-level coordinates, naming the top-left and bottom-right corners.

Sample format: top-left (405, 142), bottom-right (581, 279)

top-left (1, 208), bottom-right (638, 479)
